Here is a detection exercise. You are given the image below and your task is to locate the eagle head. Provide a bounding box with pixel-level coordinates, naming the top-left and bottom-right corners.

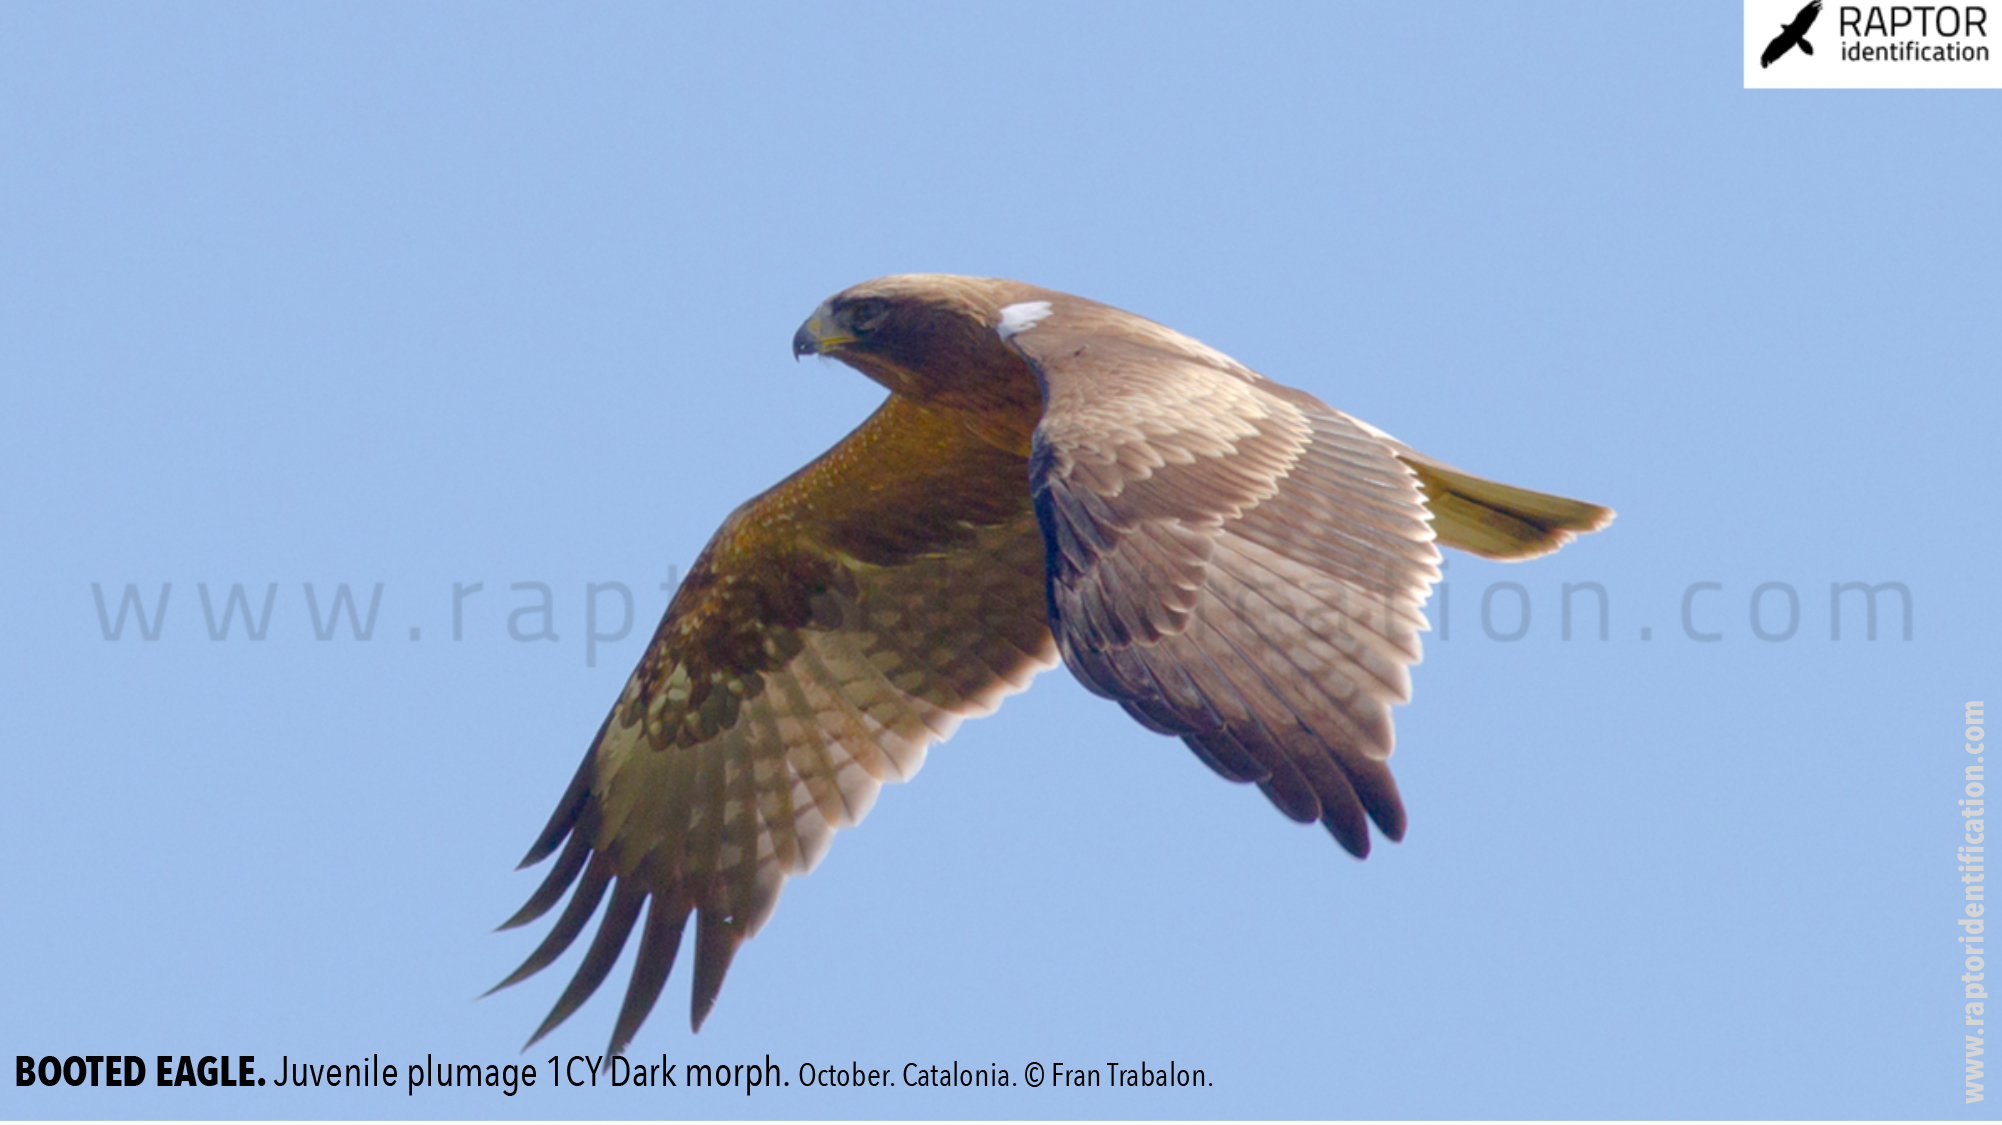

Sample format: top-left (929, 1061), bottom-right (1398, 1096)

top-left (791, 274), bottom-right (1046, 424)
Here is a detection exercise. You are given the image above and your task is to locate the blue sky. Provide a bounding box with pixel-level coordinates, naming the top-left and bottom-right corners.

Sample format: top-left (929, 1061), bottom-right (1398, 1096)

top-left (3, 2), bottom-right (1995, 1119)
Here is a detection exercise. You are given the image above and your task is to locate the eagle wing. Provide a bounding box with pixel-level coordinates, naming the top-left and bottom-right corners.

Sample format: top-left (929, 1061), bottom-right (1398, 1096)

top-left (1002, 297), bottom-right (1441, 856)
top-left (496, 395), bottom-right (1055, 1052)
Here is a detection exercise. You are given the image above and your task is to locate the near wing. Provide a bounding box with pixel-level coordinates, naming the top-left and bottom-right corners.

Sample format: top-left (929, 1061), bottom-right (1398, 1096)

top-left (1004, 298), bottom-right (1441, 857)
top-left (494, 396), bottom-right (1055, 1052)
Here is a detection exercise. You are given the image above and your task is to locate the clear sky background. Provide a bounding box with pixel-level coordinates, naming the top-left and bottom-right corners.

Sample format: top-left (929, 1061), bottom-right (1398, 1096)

top-left (3, 2), bottom-right (1996, 1119)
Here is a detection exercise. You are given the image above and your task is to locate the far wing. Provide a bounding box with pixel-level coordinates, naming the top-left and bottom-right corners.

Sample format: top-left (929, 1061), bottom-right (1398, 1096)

top-left (495, 395), bottom-right (1055, 1052)
top-left (1001, 297), bottom-right (1440, 856)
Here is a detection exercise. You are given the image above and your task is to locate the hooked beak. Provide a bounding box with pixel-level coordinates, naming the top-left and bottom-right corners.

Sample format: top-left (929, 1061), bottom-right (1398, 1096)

top-left (792, 303), bottom-right (853, 360)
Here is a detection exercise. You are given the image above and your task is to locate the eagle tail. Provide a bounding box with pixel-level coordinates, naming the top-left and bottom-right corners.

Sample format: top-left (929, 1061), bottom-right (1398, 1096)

top-left (1798, 38), bottom-right (1814, 54)
top-left (1395, 453), bottom-right (1614, 561)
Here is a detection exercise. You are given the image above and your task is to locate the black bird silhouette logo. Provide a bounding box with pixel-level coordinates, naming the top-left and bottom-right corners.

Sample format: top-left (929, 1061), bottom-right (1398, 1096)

top-left (1761, 0), bottom-right (1822, 67)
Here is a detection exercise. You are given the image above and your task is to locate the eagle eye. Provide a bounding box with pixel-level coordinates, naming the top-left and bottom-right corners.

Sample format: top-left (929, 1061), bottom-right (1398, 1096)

top-left (844, 299), bottom-right (889, 334)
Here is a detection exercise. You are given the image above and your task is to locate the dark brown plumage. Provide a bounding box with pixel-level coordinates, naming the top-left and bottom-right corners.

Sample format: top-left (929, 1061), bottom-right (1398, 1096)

top-left (493, 274), bottom-right (1613, 1053)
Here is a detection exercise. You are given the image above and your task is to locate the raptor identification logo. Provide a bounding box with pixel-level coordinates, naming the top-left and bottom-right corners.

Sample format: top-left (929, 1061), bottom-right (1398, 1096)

top-left (1744, 0), bottom-right (2001, 85)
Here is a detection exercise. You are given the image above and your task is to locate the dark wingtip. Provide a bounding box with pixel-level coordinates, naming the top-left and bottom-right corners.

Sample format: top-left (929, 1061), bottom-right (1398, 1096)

top-left (1325, 813), bottom-right (1372, 859)
top-left (688, 911), bottom-right (746, 1033)
top-left (497, 830), bottom-right (592, 932)
top-left (1352, 760), bottom-right (1407, 845)
top-left (607, 894), bottom-right (691, 1056)
top-left (519, 730), bottom-right (602, 869)
top-left (486, 853), bottom-right (615, 1000)
top-left (522, 880), bottom-right (648, 1051)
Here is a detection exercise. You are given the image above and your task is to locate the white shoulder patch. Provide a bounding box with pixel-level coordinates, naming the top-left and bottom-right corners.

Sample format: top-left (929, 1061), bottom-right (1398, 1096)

top-left (996, 300), bottom-right (1054, 341)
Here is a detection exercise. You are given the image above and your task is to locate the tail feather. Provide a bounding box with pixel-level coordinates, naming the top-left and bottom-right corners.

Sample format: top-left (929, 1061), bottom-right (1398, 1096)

top-left (1394, 453), bottom-right (1614, 561)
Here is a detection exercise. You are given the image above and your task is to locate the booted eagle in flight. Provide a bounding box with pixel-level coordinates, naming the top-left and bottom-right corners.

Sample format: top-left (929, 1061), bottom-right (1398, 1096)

top-left (493, 275), bottom-right (1613, 1052)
